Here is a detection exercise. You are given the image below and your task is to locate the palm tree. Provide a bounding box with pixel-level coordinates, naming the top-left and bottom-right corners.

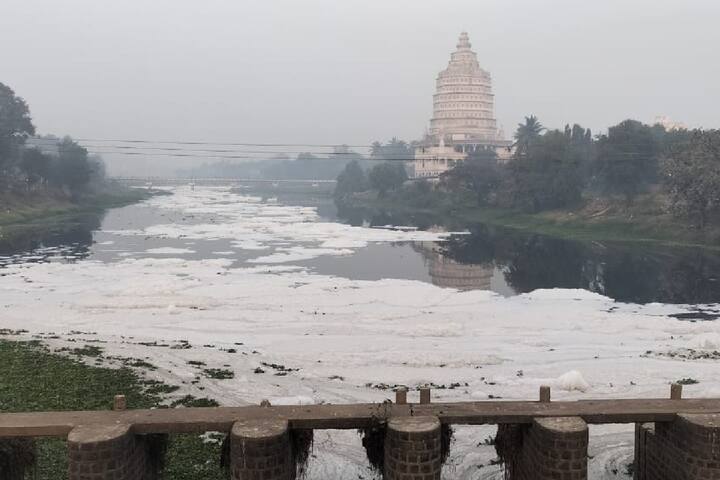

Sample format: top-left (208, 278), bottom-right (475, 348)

top-left (513, 115), bottom-right (545, 157)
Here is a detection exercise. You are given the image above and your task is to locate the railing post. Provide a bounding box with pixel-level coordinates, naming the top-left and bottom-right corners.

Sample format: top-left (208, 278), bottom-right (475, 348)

top-left (670, 383), bottom-right (683, 400)
top-left (395, 387), bottom-right (407, 405)
top-left (539, 385), bottom-right (551, 403)
top-left (419, 387), bottom-right (431, 404)
top-left (384, 416), bottom-right (442, 480)
top-left (230, 419), bottom-right (294, 480)
top-left (113, 394), bottom-right (127, 411)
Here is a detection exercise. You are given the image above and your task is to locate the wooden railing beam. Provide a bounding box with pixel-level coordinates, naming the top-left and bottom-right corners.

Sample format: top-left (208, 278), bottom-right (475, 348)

top-left (2, 398), bottom-right (720, 437)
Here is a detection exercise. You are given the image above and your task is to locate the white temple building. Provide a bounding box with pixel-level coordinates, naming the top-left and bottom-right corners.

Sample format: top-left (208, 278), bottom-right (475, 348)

top-left (411, 32), bottom-right (512, 179)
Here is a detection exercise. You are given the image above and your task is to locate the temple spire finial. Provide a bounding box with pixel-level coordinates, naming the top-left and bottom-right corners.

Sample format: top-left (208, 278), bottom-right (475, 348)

top-left (457, 31), bottom-right (471, 50)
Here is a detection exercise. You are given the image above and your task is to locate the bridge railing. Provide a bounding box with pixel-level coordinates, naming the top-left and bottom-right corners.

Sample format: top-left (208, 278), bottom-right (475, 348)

top-left (111, 176), bottom-right (337, 185)
top-left (0, 385), bottom-right (717, 479)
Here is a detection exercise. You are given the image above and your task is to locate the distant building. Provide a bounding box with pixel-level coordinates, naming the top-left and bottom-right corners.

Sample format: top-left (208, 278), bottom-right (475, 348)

top-left (653, 115), bottom-right (688, 131)
top-left (413, 138), bottom-right (467, 179)
top-left (411, 32), bottom-right (512, 179)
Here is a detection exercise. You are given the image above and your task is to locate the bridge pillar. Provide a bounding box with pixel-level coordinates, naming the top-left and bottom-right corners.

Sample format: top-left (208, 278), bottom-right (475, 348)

top-left (230, 419), bottom-right (295, 480)
top-left (504, 417), bottom-right (588, 480)
top-left (0, 438), bottom-right (35, 480)
top-left (635, 414), bottom-right (720, 480)
top-left (384, 416), bottom-right (442, 480)
top-left (68, 424), bottom-right (153, 480)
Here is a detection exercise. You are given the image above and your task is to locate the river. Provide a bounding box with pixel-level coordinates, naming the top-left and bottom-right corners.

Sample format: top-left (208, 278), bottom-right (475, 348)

top-left (2, 186), bottom-right (720, 479)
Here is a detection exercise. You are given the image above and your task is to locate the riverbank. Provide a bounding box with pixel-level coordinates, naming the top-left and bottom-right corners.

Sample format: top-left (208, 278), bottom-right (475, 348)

top-left (0, 187), bottom-right (156, 228)
top-left (0, 337), bottom-right (225, 480)
top-left (340, 191), bottom-right (720, 250)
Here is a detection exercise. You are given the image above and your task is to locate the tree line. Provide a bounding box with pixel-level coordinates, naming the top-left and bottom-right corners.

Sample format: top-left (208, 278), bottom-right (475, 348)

top-left (465, 116), bottom-right (720, 229)
top-left (336, 117), bottom-right (720, 230)
top-left (334, 138), bottom-right (411, 200)
top-left (0, 82), bottom-right (103, 198)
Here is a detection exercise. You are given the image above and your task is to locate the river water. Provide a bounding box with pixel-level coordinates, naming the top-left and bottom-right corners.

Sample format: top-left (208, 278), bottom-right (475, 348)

top-left (3, 189), bottom-right (719, 306)
top-left (2, 186), bottom-right (720, 479)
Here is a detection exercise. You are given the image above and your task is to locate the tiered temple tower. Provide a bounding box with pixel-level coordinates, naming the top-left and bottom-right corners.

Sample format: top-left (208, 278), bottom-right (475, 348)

top-left (429, 32), bottom-right (499, 142)
top-left (412, 32), bottom-right (511, 179)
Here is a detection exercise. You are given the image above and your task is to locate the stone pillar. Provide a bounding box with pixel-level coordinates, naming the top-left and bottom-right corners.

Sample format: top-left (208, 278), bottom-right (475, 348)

top-left (68, 424), bottom-right (149, 480)
top-left (635, 414), bottom-right (720, 480)
top-left (230, 419), bottom-right (294, 480)
top-left (516, 417), bottom-right (588, 480)
top-left (384, 416), bottom-right (442, 480)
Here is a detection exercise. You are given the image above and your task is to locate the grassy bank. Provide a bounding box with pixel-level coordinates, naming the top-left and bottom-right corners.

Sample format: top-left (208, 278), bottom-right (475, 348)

top-left (456, 207), bottom-right (719, 249)
top-left (0, 339), bottom-right (226, 480)
top-left (0, 187), bottom-right (155, 228)
top-left (345, 192), bottom-right (720, 250)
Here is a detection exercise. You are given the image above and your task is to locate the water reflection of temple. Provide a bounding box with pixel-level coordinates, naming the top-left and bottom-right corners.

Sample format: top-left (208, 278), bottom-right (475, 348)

top-left (415, 241), bottom-right (495, 291)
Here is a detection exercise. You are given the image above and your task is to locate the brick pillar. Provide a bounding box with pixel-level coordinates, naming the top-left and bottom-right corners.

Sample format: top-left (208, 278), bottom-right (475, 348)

top-left (230, 419), bottom-right (294, 480)
top-left (68, 424), bottom-right (149, 480)
top-left (384, 416), bottom-right (442, 480)
top-left (516, 417), bottom-right (588, 480)
top-left (635, 414), bottom-right (720, 480)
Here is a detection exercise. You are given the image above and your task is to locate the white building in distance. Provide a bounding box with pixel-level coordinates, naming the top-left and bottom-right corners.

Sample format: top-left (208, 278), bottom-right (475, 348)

top-left (412, 32), bottom-right (512, 179)
top-left (653, 115), bottom-right (688, 131)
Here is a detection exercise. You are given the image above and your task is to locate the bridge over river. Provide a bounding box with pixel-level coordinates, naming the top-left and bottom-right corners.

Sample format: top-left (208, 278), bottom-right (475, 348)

top-left (112, 176), bottom-right (337, 194)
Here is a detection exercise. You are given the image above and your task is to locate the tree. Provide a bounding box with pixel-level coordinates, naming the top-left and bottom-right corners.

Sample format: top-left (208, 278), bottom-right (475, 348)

top-left (661, 130), bottom-right (720, 228)
top-left (567, 123), bottom-right (596, 187)
top-left (87, 154), bottom-right (107, 186)
top-left (334, 160), bottom-right (368, 201)
top-left (444, 148), bottom-right (502, 206)
top-left (0, 82), bottom-right (35, 181)
top-left (508, 130), bottom-right (583, 212)
top-left (368, 162), bottom-right (408, 196)
top-left (21, 148), bottom-right (52, 184)
top-left (53, 137), bottom-right (92, 192)
top-left (369, 138), bottom-right (412, 161)
top-left (513, 115), bottom-right (544, 157)
top-left (594, 120), bottom-right (659, 202)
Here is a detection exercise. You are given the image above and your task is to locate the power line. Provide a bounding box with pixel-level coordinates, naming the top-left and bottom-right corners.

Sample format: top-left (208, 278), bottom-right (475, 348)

top-left (82, 150), bottom-right (419, 161)
top-left (27, 137), bottom-right (668, 162)
top-left (25, 138), bottom-right (420, 161)
top-left (84, 145), bottom-right (374, 155)
top-left (29, 137), bottom-right (379, 149)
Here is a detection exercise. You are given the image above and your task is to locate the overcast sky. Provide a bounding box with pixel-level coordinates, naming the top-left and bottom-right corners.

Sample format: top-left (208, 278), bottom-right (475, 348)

top-left (1, 0), bottom-right (718, 174)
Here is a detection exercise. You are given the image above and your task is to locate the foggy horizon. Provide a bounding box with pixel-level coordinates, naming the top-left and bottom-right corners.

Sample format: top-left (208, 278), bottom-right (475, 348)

top-left (2, 0), bottom-right (719, 175)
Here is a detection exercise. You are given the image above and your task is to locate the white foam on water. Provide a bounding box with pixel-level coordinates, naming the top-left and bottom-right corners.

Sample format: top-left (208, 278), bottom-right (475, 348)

top-left (555, 370), bottom-right (591, 392)
top-left (108, 187), bottom-right (461, 264)
top-left (146, 247), bottom-right (196, 255)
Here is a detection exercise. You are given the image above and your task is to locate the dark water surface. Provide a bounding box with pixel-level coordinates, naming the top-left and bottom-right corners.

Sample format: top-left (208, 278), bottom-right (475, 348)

top-left (2, 191), bottom-right (720, 305)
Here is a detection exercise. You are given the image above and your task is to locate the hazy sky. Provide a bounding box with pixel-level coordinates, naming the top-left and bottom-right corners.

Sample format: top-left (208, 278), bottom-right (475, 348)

top-left (1, 0), bottom-right (718, 174)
